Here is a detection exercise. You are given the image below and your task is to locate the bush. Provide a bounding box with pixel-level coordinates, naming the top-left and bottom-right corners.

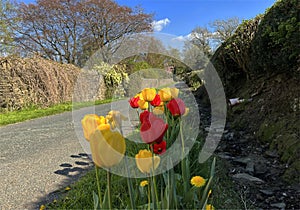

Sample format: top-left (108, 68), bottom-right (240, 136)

top-left (251, 0), bottom-right (299, 76)
top-left (93, 62), bottom-right (128, 98)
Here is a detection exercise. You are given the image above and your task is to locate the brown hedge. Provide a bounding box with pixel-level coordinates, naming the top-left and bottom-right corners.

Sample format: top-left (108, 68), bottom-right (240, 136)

top-left (0, 56), bottom-right (106, 111)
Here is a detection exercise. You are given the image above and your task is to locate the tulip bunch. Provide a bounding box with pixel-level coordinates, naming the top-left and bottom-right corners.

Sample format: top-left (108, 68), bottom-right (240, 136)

top-left (129, 87), bottom-right (188, 151)
top-left (81, 87), bottom-right (215, 209)
top-left (128, 87), bottom-right (215, 210)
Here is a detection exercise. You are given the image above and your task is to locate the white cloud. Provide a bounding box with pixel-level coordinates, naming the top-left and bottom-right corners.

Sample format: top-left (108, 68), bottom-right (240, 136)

top-left (152, 18), bottom-right (171, 32)
top-left (172, 33), bottom-right (193, 41)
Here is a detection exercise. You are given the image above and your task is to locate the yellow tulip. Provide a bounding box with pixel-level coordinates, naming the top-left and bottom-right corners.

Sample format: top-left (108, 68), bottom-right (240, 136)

top-left (183, 108), bottom-right (189, 117)
top-left (158, 88), bottom-right (172, 102)
top-left (98, 116), bottom-right (107, 124)
top-left (81, 114), bottom-right (102, 141)
top-left (141, 88), bottom-right (156, 102)
top-left (135, 92), bottom-right (143, 100)
top-left (153, 105), bottom-right (164, 115)
top-left (97, 123), bottom-right (111, 131)
top-left (89, 128), bottom-right (126, 168)
top-left (138, 99), bottom-right (149, 110)
top-left (170, 87), bottom-right (179, 98)
top-left (106, 110), bottom-right (128, 130)
top-left (135, 149), bottom-right (160, 174)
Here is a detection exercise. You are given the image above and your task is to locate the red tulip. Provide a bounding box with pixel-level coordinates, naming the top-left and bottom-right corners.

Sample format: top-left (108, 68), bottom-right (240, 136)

top-left (140, 110), bottom-right (150, 123)
top-left (140, 112), bottom-right (168, 144)
top-left (150, 94), bottom-right (161, 107)
top-left (151, 140), bottom-right (167, 154)
top-left (129, 96), bottom-right (140, 108)
top-left (167, 98), bottom-right (186, 116)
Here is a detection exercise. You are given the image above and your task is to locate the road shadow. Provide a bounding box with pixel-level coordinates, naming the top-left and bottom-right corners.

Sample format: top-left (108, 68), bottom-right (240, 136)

top-left (30, 153), bottom-right (94, 209)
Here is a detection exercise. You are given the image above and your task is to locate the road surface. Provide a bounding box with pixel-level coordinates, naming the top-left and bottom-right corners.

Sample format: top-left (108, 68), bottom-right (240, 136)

top-left (0, 100), bottom-right (134, 209)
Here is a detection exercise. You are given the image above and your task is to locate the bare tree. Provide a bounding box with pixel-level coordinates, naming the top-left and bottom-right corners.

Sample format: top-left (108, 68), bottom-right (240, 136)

top-left (183, 41), bottom-right (209, 70)
top-left (210, 17), bottom-right (241, 42)
top-left (190, 26), bottom-right (212, 56)
top-left (79, 0), bottom-right (152, 64)
top-left (5, 0), bottom-right (152, 66)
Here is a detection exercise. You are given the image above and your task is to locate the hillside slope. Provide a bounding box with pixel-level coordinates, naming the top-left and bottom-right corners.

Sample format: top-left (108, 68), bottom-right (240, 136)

top-left (211, 0), bottom-right (299, 183)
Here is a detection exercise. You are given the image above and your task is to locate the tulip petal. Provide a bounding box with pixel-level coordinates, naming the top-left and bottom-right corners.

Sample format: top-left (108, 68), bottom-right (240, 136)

top-left (81, 114), bottom-right (101, 141)
top-left (89, 129), bottom-right (126, 168)
top-left (135, 149), bottom-right (160, 174)
top-left (141, 88), bottom-right (156, 102)
top-left (158, 88), bottom-right (172, 102)
top-left (140, 112), bottom-right (168, 144)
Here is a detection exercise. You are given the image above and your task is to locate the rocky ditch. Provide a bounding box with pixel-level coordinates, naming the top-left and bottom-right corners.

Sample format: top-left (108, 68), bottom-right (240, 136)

top-left (199, 107), bottom-right (300, 209)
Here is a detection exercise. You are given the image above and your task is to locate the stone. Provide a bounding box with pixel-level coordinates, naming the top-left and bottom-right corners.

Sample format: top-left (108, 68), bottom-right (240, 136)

top-left (246, 162), bottom-right (255, 173)
top-left (259, 189), bottom-right (274, 195)
top-left (255, 163), bottom-right (268, 175)
top-left (218, 153), bottom-right (233, 160)
top-left (234, 157), bottom-right (252, 164)
top-left (224, 132), bottom-right (234, 140)
top-left (232, 173), bottom-right (264, 183)
top-left (265, 150), bottom-right (279, 158)
top-left (270, 202), bottom-right (286, 209)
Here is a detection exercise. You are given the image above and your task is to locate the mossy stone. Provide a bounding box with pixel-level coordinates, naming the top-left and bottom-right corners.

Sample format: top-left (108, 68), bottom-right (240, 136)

top-left (282, 160), bottom-right (300, 184)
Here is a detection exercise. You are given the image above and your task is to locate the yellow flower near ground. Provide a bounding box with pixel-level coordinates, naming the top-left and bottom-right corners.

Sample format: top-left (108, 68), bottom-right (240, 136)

top-left (81, 114), bottom-right (102, 141)
top-left (39, 205), bottom-right (46, 210)
top-left (135, 149), bottom-right (160, 174)
top-left (190, 176), bottom-right (206, 187)
top-left (140, 180), bottom-right (149, 187)
top-left (141, 88), bottom-right (156, 102)
top-left (89, 128), bottom-right (126, 168)
top-left (206, 204), bottom-right (215, 210)
top-left (65, 186), bottom-right (71, 191)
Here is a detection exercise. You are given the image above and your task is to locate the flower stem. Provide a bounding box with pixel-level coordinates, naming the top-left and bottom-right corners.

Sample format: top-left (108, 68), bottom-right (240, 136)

top-left (147, 176), bottom-right (151, 210)
top-left (95, 165), bottom-right (102, 208)
top-left (153, 173), bottom-right (159, 209)
top-left (180, 119), bottom-right (189, 194)
top-left (136, 109), bottom-right (140, 124)
top-left (150, 146), bottom-right (159, 209)
top-left (180, 119), bottom-right (184, 157)
top-left (107, 170), bottom-right (112, 210)
top-left (125, 155), bottom-right (135, 209)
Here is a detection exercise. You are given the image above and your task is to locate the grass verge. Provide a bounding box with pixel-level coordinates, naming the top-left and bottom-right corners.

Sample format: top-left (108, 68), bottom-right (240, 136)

top-left (44, 157), bottom-right (244, 209)
top-left (0, 99), bottom-right (113, 126)
top-left (45, 136), bottom-right (244, 209)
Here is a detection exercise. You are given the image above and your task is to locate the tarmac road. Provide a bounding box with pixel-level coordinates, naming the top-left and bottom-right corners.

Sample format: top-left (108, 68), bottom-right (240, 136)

top-left (0, 100), bottom-right (134, 209)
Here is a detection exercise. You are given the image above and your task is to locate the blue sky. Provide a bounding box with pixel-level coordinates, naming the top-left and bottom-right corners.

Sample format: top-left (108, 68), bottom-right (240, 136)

top-left (116, 0), bottom-right (276, 36)
top-left (20, 0), bottom-right (276, 38)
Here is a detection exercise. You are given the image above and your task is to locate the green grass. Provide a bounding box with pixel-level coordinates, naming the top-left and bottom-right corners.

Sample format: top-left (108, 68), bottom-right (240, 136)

top-left (46, 168), bottom-right (137, 209)
top-left (45, 159), bottom-right (244, 209)
top-left (0, 99), bottom-right (113, 126)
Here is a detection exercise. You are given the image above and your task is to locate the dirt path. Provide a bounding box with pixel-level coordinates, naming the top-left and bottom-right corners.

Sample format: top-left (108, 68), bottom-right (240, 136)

top-left (0, 101), bottom-right (131, 209)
